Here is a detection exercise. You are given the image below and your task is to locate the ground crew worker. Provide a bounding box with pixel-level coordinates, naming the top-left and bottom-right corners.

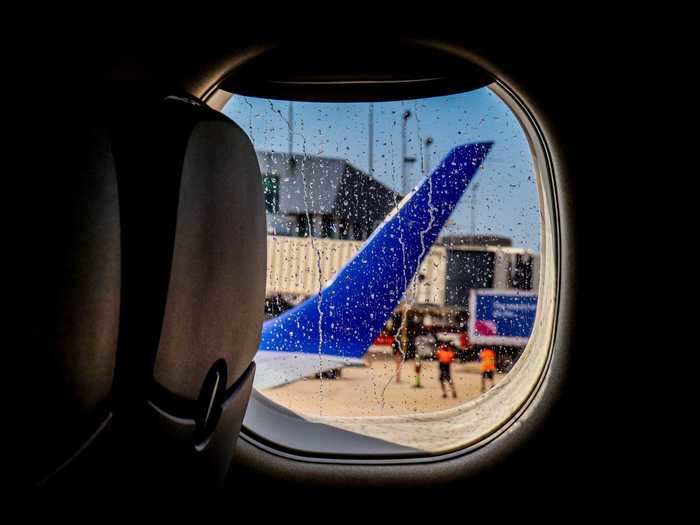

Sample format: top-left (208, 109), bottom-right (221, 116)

top-left (480, 347), bottom-right (497, 393)
top-left (413, 330), bottom-right (436, 388)
top-left (436, 342), bottom-right (457, 398)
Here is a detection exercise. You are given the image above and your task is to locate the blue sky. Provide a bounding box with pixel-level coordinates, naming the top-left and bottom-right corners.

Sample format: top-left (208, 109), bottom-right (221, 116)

top-left (223, 87), bottom-right (540, 252)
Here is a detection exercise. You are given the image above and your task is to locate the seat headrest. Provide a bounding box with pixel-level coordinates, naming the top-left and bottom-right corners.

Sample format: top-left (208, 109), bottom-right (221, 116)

top-left (153, 95), bottom-right (266, 399)
top-left (113, 93), bottom-right (266, 402)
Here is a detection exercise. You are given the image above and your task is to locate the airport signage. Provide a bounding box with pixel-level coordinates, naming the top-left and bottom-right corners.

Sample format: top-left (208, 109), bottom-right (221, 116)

top-left (468, 289), bottom-right (538, 346)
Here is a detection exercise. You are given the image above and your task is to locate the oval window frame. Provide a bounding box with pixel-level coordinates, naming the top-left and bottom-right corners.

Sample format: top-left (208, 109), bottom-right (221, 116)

top-left (202, 40), bottom-right (563, 468)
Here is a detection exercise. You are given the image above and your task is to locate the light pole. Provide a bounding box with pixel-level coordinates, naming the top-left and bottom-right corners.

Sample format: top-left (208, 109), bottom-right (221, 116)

top-left (368, 103), bottom-right (374, 176)
top-left (423, 136), bottom-right (433, 177)
top-left (471, 182), bottom-right (480, 236)
top-left (288, 101), bottom-right (294, 157)
top-left (401, 110), bottom-right (412, 195)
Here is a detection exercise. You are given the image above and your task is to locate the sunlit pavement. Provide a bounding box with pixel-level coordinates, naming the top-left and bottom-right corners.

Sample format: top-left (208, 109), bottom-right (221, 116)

top-left (260, 351), bottom-right (503, 418)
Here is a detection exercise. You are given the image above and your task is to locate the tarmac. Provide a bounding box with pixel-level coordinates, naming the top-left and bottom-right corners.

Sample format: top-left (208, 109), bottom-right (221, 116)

top-left (261, 346), bottom-right (502, 418)
top-left (257, 343), bottom-right (537, 453)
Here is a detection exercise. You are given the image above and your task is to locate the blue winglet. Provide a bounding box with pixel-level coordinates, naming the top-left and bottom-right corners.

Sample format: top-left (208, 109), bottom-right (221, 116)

top-left (258, 142), bottom-right (493, 359)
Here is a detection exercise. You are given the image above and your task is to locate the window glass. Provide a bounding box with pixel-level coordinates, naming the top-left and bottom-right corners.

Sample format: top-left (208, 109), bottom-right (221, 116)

top-left (223, 86), bottom-right (545, 453)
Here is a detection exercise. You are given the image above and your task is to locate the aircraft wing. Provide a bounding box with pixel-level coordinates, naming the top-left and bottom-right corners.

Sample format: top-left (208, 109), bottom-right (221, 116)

top-left (255, 142), bottom-right (493, 389)
top-left (254, 352), bottom-right (365, 390)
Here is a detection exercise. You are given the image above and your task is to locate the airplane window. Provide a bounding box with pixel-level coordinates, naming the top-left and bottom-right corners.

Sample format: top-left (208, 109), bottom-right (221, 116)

top-left (222, 84), bottom-right (554, 456)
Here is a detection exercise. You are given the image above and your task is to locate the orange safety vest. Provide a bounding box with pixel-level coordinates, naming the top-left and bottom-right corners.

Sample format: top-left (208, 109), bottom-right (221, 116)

top-left (480, 348), bottom-right (496, 372)
top-left (437, 347), bottom-right (455, 365)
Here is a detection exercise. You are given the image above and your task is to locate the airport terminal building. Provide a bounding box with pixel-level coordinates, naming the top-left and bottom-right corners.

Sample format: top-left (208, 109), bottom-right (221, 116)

top-left (257, 151), bottom-right (400, 241)
top-left (258, 151), bottom-right (539, 346)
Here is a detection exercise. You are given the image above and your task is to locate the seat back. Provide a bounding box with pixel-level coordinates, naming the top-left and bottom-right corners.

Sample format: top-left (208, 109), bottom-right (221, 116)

top-left (36, 93), bottom-right (266, 488)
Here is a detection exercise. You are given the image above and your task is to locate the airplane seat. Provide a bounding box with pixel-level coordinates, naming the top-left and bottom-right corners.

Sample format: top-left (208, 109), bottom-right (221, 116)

top-left (31, 116), bottom-right (122, 487)
top-left (37, 92), bottom-right (266, 488)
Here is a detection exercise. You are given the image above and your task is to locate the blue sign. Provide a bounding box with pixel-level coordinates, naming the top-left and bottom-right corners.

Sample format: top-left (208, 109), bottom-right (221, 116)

top-left (469, 290), bottom-right (538, 345)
